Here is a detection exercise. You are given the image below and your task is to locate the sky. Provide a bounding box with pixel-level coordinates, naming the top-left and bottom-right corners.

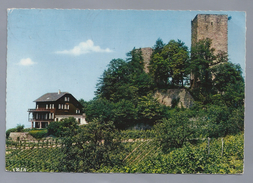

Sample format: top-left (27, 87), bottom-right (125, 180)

top-left (6, 9), bottom-right (246, 129)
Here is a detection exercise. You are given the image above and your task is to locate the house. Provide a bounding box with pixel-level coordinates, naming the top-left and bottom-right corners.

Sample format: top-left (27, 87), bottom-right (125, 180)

top-left (28, 90), bottom-right (87, 128)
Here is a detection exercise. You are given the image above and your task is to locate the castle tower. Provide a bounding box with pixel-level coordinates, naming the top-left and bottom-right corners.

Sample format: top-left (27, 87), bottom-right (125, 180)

top-left (191, 14), bottom-right (228, 55)
top-left (141, 47), bottom-right (153, 73)
top-left (191, 14), bottom-right (228, 87)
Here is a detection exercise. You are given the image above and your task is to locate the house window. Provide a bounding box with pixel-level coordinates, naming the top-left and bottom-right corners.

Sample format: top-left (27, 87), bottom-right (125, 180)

top-left (78, 118), bottom-right (81, 124)
top-left (62, 104), bottom-right (64, 109)
top-left (46, 104), bottom-right (48, 109)
top-left (45, 114), bottom-right (48, 119)
top-left (52, 104), bottom-right (54, 109)
top-left (65, 97), bottom-right (70, 101)
top-left (59, 104), bottom-right (61, 109)
top-left (64, 104), bottom-right (69, 110)
top-left (52, 113), bottom-right (54, 119)
top-left (76, 109), bottom-right (80, 114)
top-left (36, 105), bottom-right (39, 109)
top-left (49, 113), bottom-right (51, 119)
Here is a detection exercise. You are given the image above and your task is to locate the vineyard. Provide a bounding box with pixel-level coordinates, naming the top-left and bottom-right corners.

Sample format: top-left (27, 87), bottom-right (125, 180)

top-left (6, 132), bottom-right (244, 173)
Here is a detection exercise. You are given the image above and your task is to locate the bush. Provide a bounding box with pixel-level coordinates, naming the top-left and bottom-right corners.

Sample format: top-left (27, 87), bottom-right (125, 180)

top-left (6, 124), bottom-right (25, 139)
top-left (47, 117), bottom-right (79, 137)
top-left (6, 128), bottom-right (17, 139)
top-left (29, 129), bottom-right (47, 139)
top-left (16, 124), bottom-right (24, 132)
top-left (120, 129), bottom-right (155, 140)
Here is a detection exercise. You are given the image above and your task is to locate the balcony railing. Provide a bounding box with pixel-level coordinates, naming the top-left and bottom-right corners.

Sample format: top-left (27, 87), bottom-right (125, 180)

top-left (28, 108), bottom-right (51, 112)
top-left (28, 118), bottom-right (54, 122)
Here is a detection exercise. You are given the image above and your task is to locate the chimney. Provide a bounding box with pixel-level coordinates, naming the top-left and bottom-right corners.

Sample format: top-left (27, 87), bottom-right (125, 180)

top-left (58, 90), bottom-right (61, 94)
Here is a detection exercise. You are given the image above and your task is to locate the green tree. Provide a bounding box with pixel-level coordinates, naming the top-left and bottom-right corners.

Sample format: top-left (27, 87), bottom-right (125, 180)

top-left (137, 93), bottom-right (165, 127)
top-left (210, 62), bottom-right (244, 108)
top-left (149, 39), bottom-right (189, 88)
top-left (47, 117), bottom-right (79, 137)
top-left (190, 38), bottom-right (217, 103)
top-left (154, 111), bottom-right (197, 152)
top-left (58, 118), bottom-right (123, 172)
top-left (152, 38), bottom-right (165, 55)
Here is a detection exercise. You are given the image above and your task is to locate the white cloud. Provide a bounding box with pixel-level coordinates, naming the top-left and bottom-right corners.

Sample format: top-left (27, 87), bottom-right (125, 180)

top-left (18, 58), bottom-right (36, 66)
top-left (55, 39), bottom-right (113, 56)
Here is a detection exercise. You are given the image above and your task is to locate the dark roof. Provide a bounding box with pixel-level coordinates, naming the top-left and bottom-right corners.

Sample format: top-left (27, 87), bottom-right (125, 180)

top-left (34, 92), bottom-right (69, 102)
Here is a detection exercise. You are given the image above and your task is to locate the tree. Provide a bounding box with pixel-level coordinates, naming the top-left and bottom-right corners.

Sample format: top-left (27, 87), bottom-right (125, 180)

top-left (154, 111), bottom-right (197, 153)
top-left (210, 62), bottom-right (244, 108)
top-left (96, 58), bottom-right (130, 101)
top-left (47, 117), bottom-right (79, 137)
top-left (190, 38), bottom-right (217, 103)
top-left (137, 93), bottom-right (165, 127)
top-left (58, 118), bottom-right (123, 172)
top-left (82, 98), bottom-right (115, 123)
top-left (149, 39), bottom-right (189, 88)
top-left (152, 38), bottom-right (165, 55)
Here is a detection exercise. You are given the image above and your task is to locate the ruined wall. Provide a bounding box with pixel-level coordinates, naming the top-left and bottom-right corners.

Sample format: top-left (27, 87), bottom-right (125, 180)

top-left (154, 89), bottom-right (194, 108)
top-left (141, 47), bottom-right (153, 73)
top-left (9, 132), bottom-right (35, 141)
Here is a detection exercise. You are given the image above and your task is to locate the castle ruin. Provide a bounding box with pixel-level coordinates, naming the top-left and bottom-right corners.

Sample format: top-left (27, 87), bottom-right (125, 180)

top-left (139, 14), bottom-right (228, 108)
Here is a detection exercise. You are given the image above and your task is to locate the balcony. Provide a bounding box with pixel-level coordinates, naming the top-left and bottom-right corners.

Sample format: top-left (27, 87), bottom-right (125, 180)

top-left (28, 108), bottom-right (51, 112)
top-left (28, 118), bottom-right (54, 122)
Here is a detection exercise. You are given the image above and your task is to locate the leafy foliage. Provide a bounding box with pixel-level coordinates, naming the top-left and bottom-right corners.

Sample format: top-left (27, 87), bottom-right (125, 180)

top-left (6, 124), bottom-right (25, 139)
top-left (47, 117), bottom-right (79, 137)
top-left (58, 118), bottom-right (124, 172)
top-left (29, 129), bottom-right (47, 139)
top-left (149, 39), bottom-right (190, 88)
top-left (154, 111), bottom-right (197, 152)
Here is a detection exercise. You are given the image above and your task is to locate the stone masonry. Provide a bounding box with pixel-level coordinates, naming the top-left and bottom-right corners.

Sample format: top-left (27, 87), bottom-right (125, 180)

top-left (191, 14), bottom-right (228, 55)
top-left (191, 14), bottom-right (228, 87)
top-left (154, 89), bottom-right (195, 108)
top-left (141, 47), bottom-right (153, 73)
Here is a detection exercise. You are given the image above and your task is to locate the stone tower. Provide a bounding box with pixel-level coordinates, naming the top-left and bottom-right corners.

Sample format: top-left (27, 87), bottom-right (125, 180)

top-left (141, 47), bottom-right (153, 73)
top-left (191, 14), bottom-right (228, 87)
top-left (191, 14), bottom-right (228, 55)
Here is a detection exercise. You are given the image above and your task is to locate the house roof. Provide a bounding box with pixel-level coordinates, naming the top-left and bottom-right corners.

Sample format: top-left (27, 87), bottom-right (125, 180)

top-left (34, 92), bottom-right (69, 102)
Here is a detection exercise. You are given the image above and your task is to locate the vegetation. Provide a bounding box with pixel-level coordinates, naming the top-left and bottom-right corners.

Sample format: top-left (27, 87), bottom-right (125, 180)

top-left (6, 38), bottom-right (244, 173)
top-left (6, 124), bottom-right (24, 139)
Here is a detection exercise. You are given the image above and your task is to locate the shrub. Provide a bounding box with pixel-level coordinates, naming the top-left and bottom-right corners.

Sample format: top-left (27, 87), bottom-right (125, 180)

top-left (6, 128), bottom-right (17, 139)
top-left (29, 129), bottom-right (47, 139)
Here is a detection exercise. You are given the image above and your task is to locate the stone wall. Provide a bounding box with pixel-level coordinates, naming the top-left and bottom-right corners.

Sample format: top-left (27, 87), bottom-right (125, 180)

top-left (154, 89), bottom-right (194, 108)
top-left (9, 132), bottom-right (35, 141)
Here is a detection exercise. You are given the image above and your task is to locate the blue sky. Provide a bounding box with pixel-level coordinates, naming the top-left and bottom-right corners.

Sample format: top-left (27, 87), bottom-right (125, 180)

top-left (6, 9), bottom-right (246, 129)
